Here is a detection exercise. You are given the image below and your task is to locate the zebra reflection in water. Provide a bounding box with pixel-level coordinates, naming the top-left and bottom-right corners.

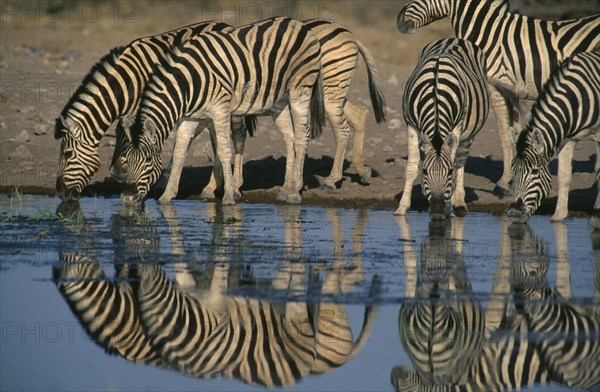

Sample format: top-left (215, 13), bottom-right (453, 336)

top-left (54, 203), bottom-right (378, 387)
top-left (392, 219), bottom-right (600, 391)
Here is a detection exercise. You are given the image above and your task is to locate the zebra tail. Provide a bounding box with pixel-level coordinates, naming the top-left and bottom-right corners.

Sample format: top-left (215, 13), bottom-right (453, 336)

top-left (356, 38), bottom-right (387, 123)
top-left (244, 116), bottom-right (257, 137)
top-left (309, 72), bottom-right (326, 140)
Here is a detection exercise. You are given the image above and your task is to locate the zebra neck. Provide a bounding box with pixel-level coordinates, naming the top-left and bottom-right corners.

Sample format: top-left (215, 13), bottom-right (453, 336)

top-left (450, 0), bottom-right (511, 47)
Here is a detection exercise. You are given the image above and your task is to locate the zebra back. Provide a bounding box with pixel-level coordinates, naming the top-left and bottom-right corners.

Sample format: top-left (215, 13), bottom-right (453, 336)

top-left (404, 38), bottom-right (489, 149)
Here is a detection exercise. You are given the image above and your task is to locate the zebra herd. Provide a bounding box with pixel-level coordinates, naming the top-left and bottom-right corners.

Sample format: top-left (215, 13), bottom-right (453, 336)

top-left (54, 1), bottom-right (600, 223)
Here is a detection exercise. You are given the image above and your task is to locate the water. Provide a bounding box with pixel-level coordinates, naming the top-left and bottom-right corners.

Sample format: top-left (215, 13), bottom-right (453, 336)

top-left (1, 196), bottom-right (598, 391)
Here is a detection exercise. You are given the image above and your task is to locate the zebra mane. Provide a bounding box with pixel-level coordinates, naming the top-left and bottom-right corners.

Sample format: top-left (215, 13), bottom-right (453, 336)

top-left (55, 45), bottom-right (127, 139)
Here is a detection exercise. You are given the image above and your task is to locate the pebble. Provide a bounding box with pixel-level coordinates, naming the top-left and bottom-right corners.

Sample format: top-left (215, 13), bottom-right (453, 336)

top-left (383, 146), bottom-right (394, 153)
top-left (387, 118), bottom-right (402, 130)
top-left (8, 144), bottom-right (33, 161)
top-left (34, 124), bottom-right (49, 136)
top-left (387, 75), bottom-right (399, 86)
top-left (16, 106), bottom-right (35, 114)
top-left (16, 130), bottom-right (30, 143)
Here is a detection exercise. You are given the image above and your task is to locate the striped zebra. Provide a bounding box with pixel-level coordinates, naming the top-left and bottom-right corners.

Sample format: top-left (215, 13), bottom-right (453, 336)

top-left (392, 219), bottom-right (558, 391)
top-left (54, 21), bottom-right (234, 202)
top-left (153, 19), bottom-right (386, 205)
top-left (394, 38), bottom-right (490, 219)
top-left (111, 17), bottom-right (326, 206)
top-left (397, 0), bottom-right (600, 196)
top-left (506, 50), bottom-right (600, 225)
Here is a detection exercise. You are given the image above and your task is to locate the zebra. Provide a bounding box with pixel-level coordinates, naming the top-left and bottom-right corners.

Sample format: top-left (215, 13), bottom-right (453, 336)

top-left (150, 18), bottom-right (387, 205)
top-left (396, 0), bottom-right (600, 197)
top-left (111, 17), bottom-right (326, 206)
top-left (394, 38), bottom-right (490, 219)
top-left (54, 21), bottom-right (234, 201)
top-left (506, 50), bottom-right (600, 225)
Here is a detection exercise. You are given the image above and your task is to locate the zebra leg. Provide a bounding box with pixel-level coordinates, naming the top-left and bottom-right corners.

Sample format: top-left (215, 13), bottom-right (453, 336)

top-left (345, 101), bottom-right (372, 184)
top-left (321, 101), bottom-right (351, 191)
top-left (451, 139), bottom-right (473, 217)
top-left (551, 140), bottom-right (575, 222)
top-left (158, 120), bottom-right (199, 204)
top-left (212, 112), bottom-right (236, 206)
top-left (200, 121), bottom-right (222, 200)
top-left (590, 139), bottom-right (600, 230)
top-left (489, 87), bottom-right (513, 197)
top-left (272, 107), bottom-right (296, 202)
top-left (395, 126), bottom-right (420, 215)
top-left (287, 100), bottom-right (312, 204)
top-left (231, 116), bottom-right (246, 201)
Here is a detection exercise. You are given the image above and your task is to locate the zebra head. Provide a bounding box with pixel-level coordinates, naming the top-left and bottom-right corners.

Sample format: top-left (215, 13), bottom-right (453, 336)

top-left (420, 134), bottom-right (456, 219)
top-left (54, 115), bottom-right (101, 201)
top-left (397, 0), bottom-right (451, 33)
top-left (117, 119), bottom-right (162, 206)
top-left (507, 129), bottom-right (552, 223)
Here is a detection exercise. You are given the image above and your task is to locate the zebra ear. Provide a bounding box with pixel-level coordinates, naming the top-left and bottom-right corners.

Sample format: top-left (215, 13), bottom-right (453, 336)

top-left (143, 118), bottom-right (158, 143)
top-left (510, 127), bottom-right (518, 147)
top-left (444, 133), bottom-right (457, 149)
top-left (418, 133), bottom-right (431, 152)
top-left (531, 129), bottom-right (546, 156)
top-left (60, 115), bottom-right (82, 139)
top-left (120, 118), bottom-right (134, 143)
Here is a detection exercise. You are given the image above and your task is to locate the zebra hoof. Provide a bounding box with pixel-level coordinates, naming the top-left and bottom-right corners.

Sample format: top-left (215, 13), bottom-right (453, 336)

top-left (589, 209), bottom-right (600, 230)
top-left (453, 206), bottom-right (468, 218)
top-left (233, 191), bottom-right (242, 202)
top-left (286, 194), bottom-right (302, 204)
top-left (221, 197), bottom-right (236, 206)
top-left (320, 183), bottom-right (337, 192)
top-left (200, 191), bottom-right (216, 200)
top-left (492, 185), bottom-right (510, 198)
top-left (158, 195), bottom-right (173, 205)
top-left (359, 167), bottom-right (372, 185)
top-left (277, 190), bottom-right (288, 202)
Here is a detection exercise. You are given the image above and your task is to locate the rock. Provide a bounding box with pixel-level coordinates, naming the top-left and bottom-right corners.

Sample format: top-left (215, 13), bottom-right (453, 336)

top-left (16, 130), bottom-right (30, 143)
top-left (383, 146), bottom-right (394, 153)
top-left (8, 144), bottom-right (33, 161)
top-left (368, 137), bottom-right (383, 145)
top-left (388, 118), bottom-right (402, 130)
top-left (34, 124), bottom-right (49, 135)
top-left (387, 75), bottom-right (399, 86)
top-left (16, 106), bottom-right (35, 114)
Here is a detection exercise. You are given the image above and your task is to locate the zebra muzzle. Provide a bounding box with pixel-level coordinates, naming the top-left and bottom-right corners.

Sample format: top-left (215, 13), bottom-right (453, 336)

top-left (429, 195), bottom-right (448, 220)
top-left (396, 7), bottom-right (415, 33)
top-left (506, 199), bottom-right (530, 223)
top-left (121, 184), bottom-right (144, 206)
top-left (56, 176), bottom-right (80, 202)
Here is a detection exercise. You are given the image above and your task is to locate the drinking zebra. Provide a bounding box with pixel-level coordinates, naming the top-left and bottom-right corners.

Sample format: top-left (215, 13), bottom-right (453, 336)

top-left (54, 21), bottom-right (233, 201)
top-left (150, 19), bottom-right (386, 205)
top-left (396, 0), bottom-right (600, 196)
top-left (111, 17), bottom-right (326, 206)
top-left (394, 38), bottom-right (489, 218)
top-left (506, 50), bottom-right (600, 225)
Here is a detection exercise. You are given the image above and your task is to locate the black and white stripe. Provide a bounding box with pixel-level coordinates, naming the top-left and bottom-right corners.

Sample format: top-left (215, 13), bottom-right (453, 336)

top-left (54, 21), bottom-right (232, 201)
top-left (156, 18), bottom-right (387, 205)
top-left (392, 220), bottom-right (555, 391)
top-left (507, 50), bottom-right (600, 224)
top-left (395, 38), bottom-right (489, 218)
top-left (113, 17), bottom-right (326, 206)
top-left (397, 0), bottom-right (600, 195)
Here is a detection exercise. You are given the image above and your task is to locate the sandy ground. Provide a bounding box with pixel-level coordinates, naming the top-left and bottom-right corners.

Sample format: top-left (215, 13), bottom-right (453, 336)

top-left (1, 1), bottom-right (599, 215)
